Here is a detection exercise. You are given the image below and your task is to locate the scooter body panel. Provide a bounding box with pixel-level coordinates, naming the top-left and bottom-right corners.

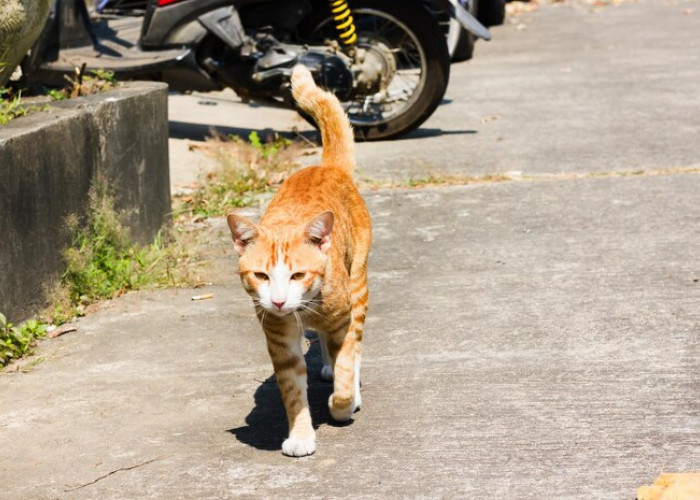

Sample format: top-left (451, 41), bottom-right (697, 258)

top-left (140, 0), bottom-right (238, 47)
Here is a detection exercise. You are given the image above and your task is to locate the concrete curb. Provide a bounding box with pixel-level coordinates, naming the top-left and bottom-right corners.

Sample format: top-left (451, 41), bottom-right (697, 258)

top-left (0, 81), bottom-right (171, 321)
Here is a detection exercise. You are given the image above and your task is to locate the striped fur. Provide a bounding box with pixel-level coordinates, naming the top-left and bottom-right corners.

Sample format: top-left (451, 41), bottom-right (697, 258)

top-left (227, 65), bottom-right (371, 457)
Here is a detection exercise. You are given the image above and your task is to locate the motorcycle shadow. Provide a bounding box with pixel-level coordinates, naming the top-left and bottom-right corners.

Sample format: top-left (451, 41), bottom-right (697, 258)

top-left (170, 121), bottom-right (476, 145)
top-left (403, 128), bottom-right (478, 140)
top-left (169, 121), bottom-right (318, 144)
top-left (226, 333), bottom-right (339, 452)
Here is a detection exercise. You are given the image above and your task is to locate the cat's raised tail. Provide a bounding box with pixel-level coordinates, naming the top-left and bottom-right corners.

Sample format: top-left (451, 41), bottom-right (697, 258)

top-left (291, 65), bottom-right (355, 173)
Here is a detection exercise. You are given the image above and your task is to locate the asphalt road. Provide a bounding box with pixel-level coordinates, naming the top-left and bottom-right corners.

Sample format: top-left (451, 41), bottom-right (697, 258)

top-left (2, 1), bottom-right (699, 498)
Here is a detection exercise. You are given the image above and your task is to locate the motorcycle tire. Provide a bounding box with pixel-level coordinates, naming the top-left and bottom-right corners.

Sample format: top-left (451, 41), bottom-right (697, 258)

top-left (304, 0), bottom-right (450, 141)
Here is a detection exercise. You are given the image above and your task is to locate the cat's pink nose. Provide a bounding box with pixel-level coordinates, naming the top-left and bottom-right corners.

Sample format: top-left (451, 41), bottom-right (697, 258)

top-left (272, 300), bottom-right (286, 310)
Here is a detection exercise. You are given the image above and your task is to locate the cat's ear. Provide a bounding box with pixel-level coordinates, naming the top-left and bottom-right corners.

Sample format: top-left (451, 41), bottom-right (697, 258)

top-left (227, 214), bottom-right (258, 256)
top-left (305, 211), bottom-right (334, 254)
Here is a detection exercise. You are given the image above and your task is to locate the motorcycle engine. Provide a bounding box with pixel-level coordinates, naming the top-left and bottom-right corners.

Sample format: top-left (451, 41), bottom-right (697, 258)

top-left (244, 42), bottom-right (354, 102)
top-left (295, 51), bottom-right (354, 102)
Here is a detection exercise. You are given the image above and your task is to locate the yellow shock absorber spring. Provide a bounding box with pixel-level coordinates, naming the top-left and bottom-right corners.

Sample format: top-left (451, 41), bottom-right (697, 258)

top-left (329, 0), bottom-right (357, 46)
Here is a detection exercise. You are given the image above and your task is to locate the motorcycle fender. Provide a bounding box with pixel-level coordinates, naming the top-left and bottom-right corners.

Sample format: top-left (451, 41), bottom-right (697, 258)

top-left (198, 7), bottom-right (246, 50)
top-left (433, 0), bottom-right (492, 40)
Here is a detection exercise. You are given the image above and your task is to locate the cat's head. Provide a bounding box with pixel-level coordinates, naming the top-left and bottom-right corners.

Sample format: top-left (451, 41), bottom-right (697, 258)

top-left (226, 212), bottom-right (333, 317)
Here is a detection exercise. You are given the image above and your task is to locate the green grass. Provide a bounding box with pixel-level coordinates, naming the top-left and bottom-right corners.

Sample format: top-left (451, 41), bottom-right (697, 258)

top-left (175, 131), bottom-right (304, 219)
top-left (2, 184), bottom-right (202, 368)
top-left (1, 69), bottom-right (117, 125)
top-left (0, 88), bottom-right (47, 125)
top-left (50, 184), bottom-right (200, 324)
top-left (47, 68), bottom-right (118, 101)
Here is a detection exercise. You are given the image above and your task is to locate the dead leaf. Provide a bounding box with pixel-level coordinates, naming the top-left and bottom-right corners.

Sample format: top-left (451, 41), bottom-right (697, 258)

top-left (191, 293), bottom-right (214, 301)
top-left (48, 325), bottom-right (77, 339)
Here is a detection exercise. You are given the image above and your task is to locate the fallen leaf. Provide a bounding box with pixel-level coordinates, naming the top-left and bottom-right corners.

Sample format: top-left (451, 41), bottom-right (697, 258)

top-left (48, 325), bottom-right (77, 339)
top-left (191, 293), bottom-right (214, 301)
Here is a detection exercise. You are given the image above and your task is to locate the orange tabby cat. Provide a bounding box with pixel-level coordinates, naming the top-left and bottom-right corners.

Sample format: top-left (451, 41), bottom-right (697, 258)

top-left (227, 65), bottom-right (371, 457)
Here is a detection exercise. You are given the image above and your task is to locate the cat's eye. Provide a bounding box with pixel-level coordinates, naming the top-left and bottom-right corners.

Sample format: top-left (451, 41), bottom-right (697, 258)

top-left (253, 272), bottom-right (269, 281)
top-left (291, 272), bottom-right (306, 281)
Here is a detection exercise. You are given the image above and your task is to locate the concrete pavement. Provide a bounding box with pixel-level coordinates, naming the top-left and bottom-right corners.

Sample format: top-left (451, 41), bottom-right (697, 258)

top-left (2, 0), bottom-right (699, 498)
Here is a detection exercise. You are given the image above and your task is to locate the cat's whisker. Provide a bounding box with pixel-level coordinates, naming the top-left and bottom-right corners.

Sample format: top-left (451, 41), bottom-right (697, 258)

top-left (300, 304), bottom-right (328, 319)
top-left (301, 298), bottom-right (323, 304)
top-left (293, 311), bottom-right (305, 336)
top-left (301, 301), bottom-right (323, 308)
top-left (299, 300), bottom-right (323, 309)
top-left (298, 304), bottom-right (326, 319)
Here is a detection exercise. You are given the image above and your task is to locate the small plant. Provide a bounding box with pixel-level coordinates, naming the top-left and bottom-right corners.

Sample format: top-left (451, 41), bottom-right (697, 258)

top-left (0, 87), bottom-right (47, 125)
top-left (60, 184), bottom-right (200, 308)
top-left (64, 66), bottom-right (117, 99)
top-left (47, 88), bottom-right (67, 101)
top-left (1, 67), bottom-right (116, 124)
top-left (2, 182), bottom-right (203, 365)
top-left (45, 66), bottom-right (119, 101)
top-left (89, 68), bottom-right (117, 84)
top-left (248, 130), bottom-right (292, 158)
top-left (0, 313), bottom-right (48, 367)
top-left (175, 131), bottom-right (305, 219)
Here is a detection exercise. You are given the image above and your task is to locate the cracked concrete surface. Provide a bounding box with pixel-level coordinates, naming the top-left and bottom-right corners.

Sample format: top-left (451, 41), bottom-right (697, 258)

top-left (2, 0), bottom-right (699, 498)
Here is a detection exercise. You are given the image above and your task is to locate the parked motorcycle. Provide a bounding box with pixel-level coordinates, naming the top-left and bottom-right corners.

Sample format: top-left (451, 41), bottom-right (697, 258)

top-left (23, 0), bottom-right (490, 140)
top-left (96, 0), bottom-right (496, 63)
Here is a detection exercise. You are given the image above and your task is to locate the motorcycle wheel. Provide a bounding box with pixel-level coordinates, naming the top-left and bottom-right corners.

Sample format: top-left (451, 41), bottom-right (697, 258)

top-left (305, 0), bottom-right (450, 141)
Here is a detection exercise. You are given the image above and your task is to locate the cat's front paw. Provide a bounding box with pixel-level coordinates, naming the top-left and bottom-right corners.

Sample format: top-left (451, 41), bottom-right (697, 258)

top-left (282, 435), bottom-right (316, 457)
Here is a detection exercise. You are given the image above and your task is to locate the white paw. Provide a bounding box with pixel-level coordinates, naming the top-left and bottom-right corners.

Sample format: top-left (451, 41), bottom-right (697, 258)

top-left (282, 435), bottom-right (316, 457)
top-left (328, 394), bottom-right (359, 422)
top-left (320, 365), bottom-right (333, 382)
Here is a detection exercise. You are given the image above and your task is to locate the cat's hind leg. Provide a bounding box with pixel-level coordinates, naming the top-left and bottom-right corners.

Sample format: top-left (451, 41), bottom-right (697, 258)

top-left (327, 326), bottom-right (362, 422)
top-left (327, 281), bottom-right (368, 421)
top-left (325, 231), bottom-right (370, 422)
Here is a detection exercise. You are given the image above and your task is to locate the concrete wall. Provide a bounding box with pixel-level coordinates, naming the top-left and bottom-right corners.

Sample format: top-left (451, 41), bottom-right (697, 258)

top-left (0, 82), bottom-right (171, 321)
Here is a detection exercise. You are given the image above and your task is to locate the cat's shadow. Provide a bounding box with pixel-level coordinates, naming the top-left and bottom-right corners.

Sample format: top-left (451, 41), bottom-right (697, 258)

top-left (227, 332), bottom-right (348, 452)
